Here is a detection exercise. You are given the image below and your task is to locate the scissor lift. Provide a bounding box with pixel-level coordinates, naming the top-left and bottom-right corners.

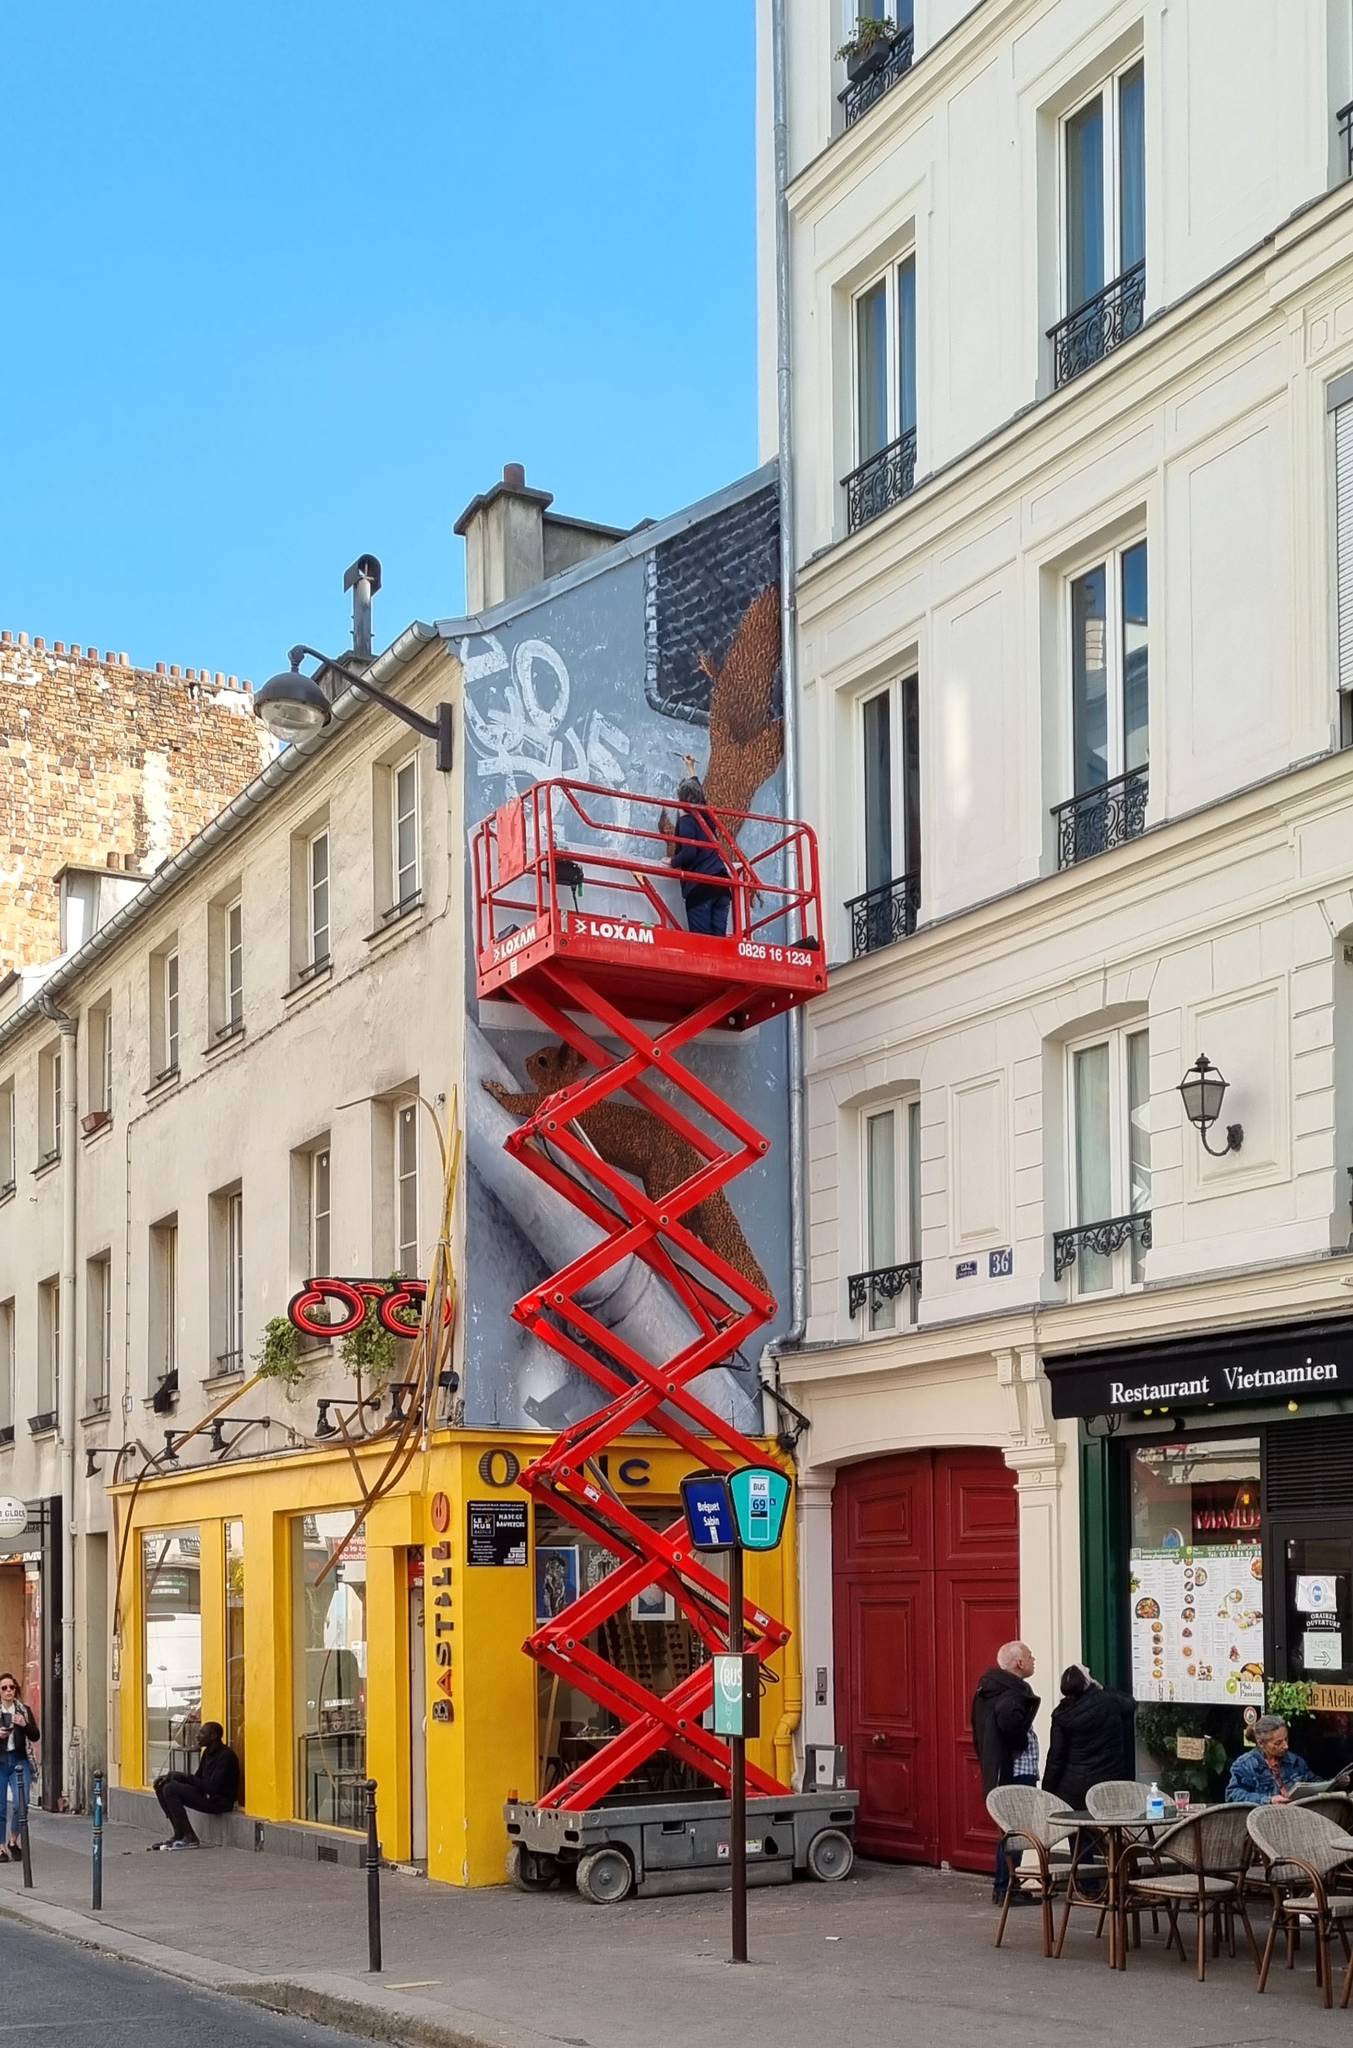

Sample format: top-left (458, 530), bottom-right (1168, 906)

top-left (472, 779), bottom-right (855, 1902)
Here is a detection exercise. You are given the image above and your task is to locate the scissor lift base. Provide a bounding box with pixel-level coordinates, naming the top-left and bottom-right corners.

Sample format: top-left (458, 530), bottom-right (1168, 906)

top-left (505, 1788), bottom-right (859, 1902)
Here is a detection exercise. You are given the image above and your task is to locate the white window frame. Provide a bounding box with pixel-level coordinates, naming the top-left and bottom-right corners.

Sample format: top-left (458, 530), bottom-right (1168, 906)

top-left (395, 1102), bottom-right (419, 1279)
top-left (1058, 57), bottom-right (1145, 317)
top-left (224, 1189), bottom-right (244, 1371)
top-left (1064, 1025), bottom-right (1151, 1298)
top-left (155, 1221), bottom-right (178, 1383)
top-left (101, 1005), bottom-right (113, 1111)
top-left (857, 1095), bottom-right (921, 1335)
top-left (307, 830), bottom-right (330, 968)
top-left (87, 1254), bottom-right (112, 1409)
top-left (0, 1298), bottom-right (13, 1433)
top-left (850, 253), bottom-right (917, 470)
top-left (391, 753), bottom-right (420, 911)
top-left (854, 676), bottom-right (920, 900)
top-left (163, 949), bottom-right (180, 1074)
top-left (0, 1081), bottom-right (14, 1192)
top-left (310, 1146), bottom-right (331, 1277)
top-left (40, 1277), bottom-right (60, 1417)
top-left (225, 897), bottom-right (243, 1027)
top-left (1064, 534), bottom-right (1149, 793)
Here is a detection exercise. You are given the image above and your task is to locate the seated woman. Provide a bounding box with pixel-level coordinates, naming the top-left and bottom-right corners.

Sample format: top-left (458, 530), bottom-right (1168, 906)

top-left (1224, 1713), bottom-right (1318, 1805)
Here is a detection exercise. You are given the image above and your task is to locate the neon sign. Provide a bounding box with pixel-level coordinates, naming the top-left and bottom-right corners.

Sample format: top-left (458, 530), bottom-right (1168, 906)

top-left (286, 1275), bottom-right (454, 1341)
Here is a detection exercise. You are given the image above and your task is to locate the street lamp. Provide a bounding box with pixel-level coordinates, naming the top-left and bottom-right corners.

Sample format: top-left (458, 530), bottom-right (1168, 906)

top-left (1178, 1053), bottom-right (1243, 1156)
top-left (254, 643), bottom-right (454, 773)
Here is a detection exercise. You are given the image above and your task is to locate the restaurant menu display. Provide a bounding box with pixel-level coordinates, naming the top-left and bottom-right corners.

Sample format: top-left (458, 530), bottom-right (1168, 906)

top-left (1129, 1546), bottom-right (1265, 1706)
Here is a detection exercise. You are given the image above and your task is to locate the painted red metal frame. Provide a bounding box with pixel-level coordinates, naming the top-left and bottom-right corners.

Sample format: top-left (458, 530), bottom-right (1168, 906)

top-left (474, 779), bottom-right (824, 1811)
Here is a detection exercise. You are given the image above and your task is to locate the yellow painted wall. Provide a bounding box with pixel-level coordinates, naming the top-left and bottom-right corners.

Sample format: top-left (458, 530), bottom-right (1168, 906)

top-left (112, 1430), bottom-right (800, 1887)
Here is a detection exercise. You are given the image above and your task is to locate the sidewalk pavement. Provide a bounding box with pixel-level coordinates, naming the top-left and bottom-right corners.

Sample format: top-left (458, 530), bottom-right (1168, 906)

top-left (2, 1806), bottom-right (1348, 2048)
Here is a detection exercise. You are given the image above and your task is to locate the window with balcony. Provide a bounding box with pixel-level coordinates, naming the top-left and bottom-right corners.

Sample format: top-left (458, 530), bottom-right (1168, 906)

top-left (838, 1), bottom-right (915, 129)
top-left (210, 1185), bottom-right (244, 1378)
top-left (845, 256), bottom-right (917, 532)
top-left (847, 675), bottom-right (920, 956)
top-left (849, 1097), bottom-right (921, 1330)
top-left (1329, 373), bottom-right (1353, 746)
top-left (87, 996), bottom-right (113, 1124)
top-left (1050, 59), bottom-right (1145, 387)
top-left (1054, 539), bottom-right (1148, 867)
top-left (149, 1217), bottom-right (178, 1400)
top-left (37, 1042), bottom-right (62, 1165)
top-left (150, 942), bottom-right (180, 1083)
top-left (36, 1277), bottom-right (60, 1427)
top-left (1056, 1027), bottom-right (1151, 1294)
top-left (86, 1253), bottom-right (111, 1414)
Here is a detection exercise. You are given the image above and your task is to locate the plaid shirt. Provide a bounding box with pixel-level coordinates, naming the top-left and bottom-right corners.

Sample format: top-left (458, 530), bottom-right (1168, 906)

top-left (1012, 1729), bottom-right (1041, 1783)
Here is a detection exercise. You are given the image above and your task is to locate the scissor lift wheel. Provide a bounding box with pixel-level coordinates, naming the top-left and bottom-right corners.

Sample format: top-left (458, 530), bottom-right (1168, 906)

top-left (804, 1827), bottom-right (854, 1882)
top-left (576, 1846), bottom-right (635, 1905)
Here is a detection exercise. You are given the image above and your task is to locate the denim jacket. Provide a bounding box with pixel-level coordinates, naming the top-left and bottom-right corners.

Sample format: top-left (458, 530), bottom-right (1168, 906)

top-left (1224, 1746), bottom-right (1317, 1805)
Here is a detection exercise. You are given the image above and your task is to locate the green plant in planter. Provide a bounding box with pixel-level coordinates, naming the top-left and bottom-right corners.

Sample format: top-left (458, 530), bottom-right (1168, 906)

top-left (341, 1277), bottom-right (419, 1389)
top-left (254, 1315), bottom-right (307, 1390)
top-left (1266, 1679), bottom-right (1316, 1720)
top-left (836, 14), bottom-right (898, 61)
top-left (1135, 1705), bottom-right (1230, 1801)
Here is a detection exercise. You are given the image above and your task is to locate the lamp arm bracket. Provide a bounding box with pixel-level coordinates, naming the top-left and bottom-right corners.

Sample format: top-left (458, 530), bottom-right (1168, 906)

top-left (288, 645), bottom-right (452, 769)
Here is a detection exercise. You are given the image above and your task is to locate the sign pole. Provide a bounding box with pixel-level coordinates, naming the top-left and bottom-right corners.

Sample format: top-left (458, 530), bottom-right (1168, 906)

top-left (729, 1543), bottom-right (747, 1966)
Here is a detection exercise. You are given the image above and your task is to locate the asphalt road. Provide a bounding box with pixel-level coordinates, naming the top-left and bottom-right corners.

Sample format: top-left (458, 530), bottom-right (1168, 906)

top-left (0, 1922), bottom-right (372, 2046)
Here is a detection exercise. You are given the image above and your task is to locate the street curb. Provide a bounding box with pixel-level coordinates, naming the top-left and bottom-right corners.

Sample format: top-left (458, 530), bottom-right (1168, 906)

top-left (0, 1885), bottom-right (560, 2048)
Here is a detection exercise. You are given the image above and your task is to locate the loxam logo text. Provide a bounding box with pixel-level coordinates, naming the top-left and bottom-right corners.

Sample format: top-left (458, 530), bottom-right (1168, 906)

top-left (572, 916), bottom-right (655, 946)
top-left (492, 924), bottom-right (538, 964)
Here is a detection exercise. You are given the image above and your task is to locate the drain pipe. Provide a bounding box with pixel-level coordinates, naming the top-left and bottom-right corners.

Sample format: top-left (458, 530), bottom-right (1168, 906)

top-left (38, 992), bottom-right (79, 1808)
top-left (767, 0), bottom-right (807, 1792)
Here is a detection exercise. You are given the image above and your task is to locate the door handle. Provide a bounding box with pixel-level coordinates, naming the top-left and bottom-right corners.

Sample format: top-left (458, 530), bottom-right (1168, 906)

top-left (871, 1732), bottom-right (888, 1748)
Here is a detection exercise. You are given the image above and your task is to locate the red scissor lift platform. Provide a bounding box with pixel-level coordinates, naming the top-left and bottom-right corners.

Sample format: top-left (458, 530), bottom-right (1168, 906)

top-left (473, 780), bottom-right (857, 1902)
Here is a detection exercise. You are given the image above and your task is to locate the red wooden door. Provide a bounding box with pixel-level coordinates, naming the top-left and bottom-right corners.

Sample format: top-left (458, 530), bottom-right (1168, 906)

top-left (834, 1449), bottom-right (1018, 1871)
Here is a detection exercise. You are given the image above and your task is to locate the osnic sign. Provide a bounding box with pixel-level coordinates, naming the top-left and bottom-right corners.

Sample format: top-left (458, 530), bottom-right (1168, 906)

top-left (287, 1275), bottom-right (454, 1342)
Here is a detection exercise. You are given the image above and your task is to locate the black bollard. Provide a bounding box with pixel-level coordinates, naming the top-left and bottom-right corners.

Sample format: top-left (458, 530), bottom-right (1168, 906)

top-left (17, 1760), bottom-right (32, 1889)
top-left (92, 1770), bottom-right (104, 1910)
top-left (364, 1779), bottom-right (382, 1973)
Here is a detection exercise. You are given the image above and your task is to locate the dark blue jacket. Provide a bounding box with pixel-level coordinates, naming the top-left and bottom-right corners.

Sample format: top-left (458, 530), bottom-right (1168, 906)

top-left (671, 808), bottom-right (728, 894)
top-left (1224, 1747), bottom-right (1317, 1805)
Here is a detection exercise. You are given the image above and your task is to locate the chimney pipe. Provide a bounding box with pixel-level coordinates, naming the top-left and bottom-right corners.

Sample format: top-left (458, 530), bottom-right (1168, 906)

top-left (343, 554), bottom-right (383, 660)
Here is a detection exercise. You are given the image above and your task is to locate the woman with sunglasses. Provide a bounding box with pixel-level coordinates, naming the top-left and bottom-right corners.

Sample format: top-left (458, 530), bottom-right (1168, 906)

top-left (0, 1674), bottom-right (38, 1860)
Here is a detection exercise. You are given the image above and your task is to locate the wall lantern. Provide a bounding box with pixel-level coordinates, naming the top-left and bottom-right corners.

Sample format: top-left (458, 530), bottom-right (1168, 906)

top-left (255, 642), bottom-right (454, 772)
top-left (1177, 1053), bottom-right (1243, 1157)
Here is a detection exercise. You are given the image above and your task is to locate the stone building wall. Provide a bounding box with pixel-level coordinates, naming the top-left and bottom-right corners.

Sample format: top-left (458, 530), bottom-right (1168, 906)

top-left (0, 630), bottom-right (273, 971)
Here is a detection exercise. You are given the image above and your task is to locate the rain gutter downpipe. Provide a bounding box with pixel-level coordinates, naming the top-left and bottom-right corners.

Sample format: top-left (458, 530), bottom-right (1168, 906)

top-left (38, 991), bottom-right (79, 1807)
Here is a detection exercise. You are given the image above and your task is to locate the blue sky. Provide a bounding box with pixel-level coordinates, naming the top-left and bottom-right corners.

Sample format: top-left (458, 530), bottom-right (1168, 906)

top-left (2, 2), bottom-right (759, 687)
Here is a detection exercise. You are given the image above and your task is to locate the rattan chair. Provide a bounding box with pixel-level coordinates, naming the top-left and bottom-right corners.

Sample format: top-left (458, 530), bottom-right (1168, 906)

top-left (1085, 1780), bottom-right (1155, 1821)
top-left (987, 1786), bottom-right (1081, 1958)
top-left (1118, 1804), bottom-right (1259, 1981)
top-left (1247, 1804), bottom-right (1353, 2010)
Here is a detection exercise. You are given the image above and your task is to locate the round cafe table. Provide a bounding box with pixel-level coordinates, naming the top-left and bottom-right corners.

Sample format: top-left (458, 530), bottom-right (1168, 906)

top-left (1054, 1805), bottom-right (1222, 1969)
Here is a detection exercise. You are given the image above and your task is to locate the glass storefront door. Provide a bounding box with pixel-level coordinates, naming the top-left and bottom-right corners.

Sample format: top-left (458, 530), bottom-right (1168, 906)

top-left (292, 1511), bottom-right (367, 1828)
top-left (142, 1528), bottom-right (203, 1780)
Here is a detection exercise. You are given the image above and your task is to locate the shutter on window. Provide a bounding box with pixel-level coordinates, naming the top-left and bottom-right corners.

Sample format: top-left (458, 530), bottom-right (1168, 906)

top-left (1265, 1417), bottom-right (1353, 1514)
top-left (1336, 401), bottom-right (1353, 694)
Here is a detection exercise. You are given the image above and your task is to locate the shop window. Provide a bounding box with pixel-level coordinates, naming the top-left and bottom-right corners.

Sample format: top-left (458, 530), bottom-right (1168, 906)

top-left (292, 1510), bottom-right (367, 1828)
top-left (1129, 1437), bottom-right (1261, 1798)
top-left (225, 1519), bottom-right (245, 1785)
top-left (1063, 1025), bottom-right (1150, 1294)
top-left (142, 1527), bottom-right (202, 1781)
top-left (1268, 1418), bottom-right (1353, 1697)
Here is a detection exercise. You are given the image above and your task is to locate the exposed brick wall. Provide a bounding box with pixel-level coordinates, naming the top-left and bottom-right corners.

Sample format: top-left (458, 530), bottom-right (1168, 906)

top-left (0, 631), bottom-right (274, 973)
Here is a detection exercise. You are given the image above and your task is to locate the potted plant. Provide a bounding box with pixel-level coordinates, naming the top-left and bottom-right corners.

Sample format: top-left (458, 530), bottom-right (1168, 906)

top-left (253, 1315), bottom-right (308, 1392)
top-left (837, 13), bottom-right (898, 83)
top-left (1266, 1678), bottom-right (1316, 1721)
top-left (340, 1276), bottom-right (417, 1392)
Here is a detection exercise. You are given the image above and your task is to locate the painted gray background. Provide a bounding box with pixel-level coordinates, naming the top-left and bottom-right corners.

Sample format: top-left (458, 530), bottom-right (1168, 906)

top-left (458, 480), bottom-right (788, 1434)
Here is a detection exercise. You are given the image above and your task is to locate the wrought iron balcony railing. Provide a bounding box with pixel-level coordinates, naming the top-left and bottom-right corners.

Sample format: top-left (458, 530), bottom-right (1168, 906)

top-left (1052, 766), bottom-right (1148, 870)
top-left (1053, 1210), bottom-right (1151, 1283)
top-left (839, 28), bottom-right (915, 128)
top-left (844, 427), bottom-right (917, 534)
top-left (1048, 262), bottom-right (1146, 389)
top-left (849, 1260), bottom-right (922, 1319)
top-left (1340, 100), bottom-right (1353, 179)
top-left (845, 871), bottom-right (920, 959)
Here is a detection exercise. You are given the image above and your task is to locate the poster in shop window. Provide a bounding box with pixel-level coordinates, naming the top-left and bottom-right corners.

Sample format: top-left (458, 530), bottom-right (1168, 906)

top-left (1129, 1546), bottom-right (1265, 1706)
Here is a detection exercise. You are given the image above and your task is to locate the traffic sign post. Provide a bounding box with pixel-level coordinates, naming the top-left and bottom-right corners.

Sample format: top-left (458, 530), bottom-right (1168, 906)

top-left (680, 1464), bottom-right (791, 1965)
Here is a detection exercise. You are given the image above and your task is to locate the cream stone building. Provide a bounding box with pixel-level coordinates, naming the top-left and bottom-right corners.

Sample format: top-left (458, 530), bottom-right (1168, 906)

top-left (760, 0), bottom-right (1353, 1870)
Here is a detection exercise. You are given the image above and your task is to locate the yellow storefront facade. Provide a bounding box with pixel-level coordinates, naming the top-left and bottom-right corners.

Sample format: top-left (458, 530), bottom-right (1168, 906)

top-left (113, 1429), bottom-right (800, 1887)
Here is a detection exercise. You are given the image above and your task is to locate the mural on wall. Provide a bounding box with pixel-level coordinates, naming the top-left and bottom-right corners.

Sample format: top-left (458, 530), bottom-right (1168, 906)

top-left (459, 476), bottom-right (788, 1434)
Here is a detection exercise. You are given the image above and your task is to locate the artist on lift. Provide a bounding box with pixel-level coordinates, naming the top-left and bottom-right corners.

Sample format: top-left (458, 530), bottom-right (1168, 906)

top-left (661, 775), bottom-right (732, 938)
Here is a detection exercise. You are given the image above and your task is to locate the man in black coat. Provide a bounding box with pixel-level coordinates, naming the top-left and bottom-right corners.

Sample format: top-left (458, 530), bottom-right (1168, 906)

top-left (152, 1721), bottom-right (241, 1851)
top-left (972, 1641), bottom-right (1039, 1904)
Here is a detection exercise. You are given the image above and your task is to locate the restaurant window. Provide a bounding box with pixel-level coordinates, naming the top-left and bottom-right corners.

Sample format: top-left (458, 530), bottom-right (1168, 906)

top-left (1066, 1025), bottom-right (1150, 1293)
top-left (292, 1510), bottom-right (367, 1828)
top-left (225, 1518), bottom-right (245, 1782)
top-left (1128, 1437), bottom-right (1261, 1797)
top-left (143, 1527), bottom-right (202, 1782)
